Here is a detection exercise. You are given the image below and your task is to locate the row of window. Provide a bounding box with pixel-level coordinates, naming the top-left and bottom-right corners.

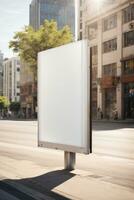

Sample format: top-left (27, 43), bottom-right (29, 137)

top-left (101, 59), bottom-right (134, 76)
top-left (96, 59), bottom-right (134, 76)
top-left (88, 4), bottom-right (134, 39)
top-left (104, 31), bottom-right (134, 52)
top-left (103, 38), bottom-right (117, 53)
top-left (91, 30), bottom-right (134, 54)
top-left (123, 4), bottom-right (134, 24)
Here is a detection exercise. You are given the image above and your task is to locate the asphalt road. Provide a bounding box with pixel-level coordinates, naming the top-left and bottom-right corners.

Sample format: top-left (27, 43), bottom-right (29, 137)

top-left (0, 120), bottom-right (134, 200)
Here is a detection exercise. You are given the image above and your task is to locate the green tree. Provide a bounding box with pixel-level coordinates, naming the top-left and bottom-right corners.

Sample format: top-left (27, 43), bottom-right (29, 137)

top-left (9, 20), bottom-right (73, 117)
top-left (0, 96), bottom-right (10, 112)
top-left (9, 20), bottom-right (73, 70)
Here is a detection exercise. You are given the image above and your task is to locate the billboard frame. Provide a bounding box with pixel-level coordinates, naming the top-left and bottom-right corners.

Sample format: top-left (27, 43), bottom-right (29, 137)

top-left (38, 40), bottom-right (91, 155)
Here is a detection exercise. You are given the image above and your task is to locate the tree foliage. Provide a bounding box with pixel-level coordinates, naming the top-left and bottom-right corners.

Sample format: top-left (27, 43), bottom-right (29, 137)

top-left (9, 20), bottom-right (73, 70)
top-left (0, 96), bottom-right (10, 111)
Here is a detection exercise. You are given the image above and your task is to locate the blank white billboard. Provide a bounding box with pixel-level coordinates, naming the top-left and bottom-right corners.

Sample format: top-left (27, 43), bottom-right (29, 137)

top-left (38, 40), bottom-right (91, 154)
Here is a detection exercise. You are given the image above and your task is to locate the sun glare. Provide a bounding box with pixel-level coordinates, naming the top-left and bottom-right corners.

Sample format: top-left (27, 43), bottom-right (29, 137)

top-left (95, 0), bottom-right (104, 6)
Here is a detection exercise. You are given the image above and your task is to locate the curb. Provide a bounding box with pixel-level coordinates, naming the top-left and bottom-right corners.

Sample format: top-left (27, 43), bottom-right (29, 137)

top-left (93, 120), bottom-right (134, 123)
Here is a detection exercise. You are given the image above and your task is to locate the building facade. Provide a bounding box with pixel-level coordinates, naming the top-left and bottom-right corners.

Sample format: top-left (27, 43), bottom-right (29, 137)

top-left (20, 61), bottom-right (37, 119)
top-left (30, 0), bottom-right (75, 34)
top-left (0, 51), bottom-right (3, 96)
top-left (82, 0), bottom-right (134, 119)
top-left (3, 57), bottom-right (20, 102)
top-left (23, 0), bottom-right (76, 118)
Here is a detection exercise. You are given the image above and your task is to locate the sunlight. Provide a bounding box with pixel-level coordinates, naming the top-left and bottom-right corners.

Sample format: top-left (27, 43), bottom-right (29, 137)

top-left (95, 0), bottom-right (105, 8)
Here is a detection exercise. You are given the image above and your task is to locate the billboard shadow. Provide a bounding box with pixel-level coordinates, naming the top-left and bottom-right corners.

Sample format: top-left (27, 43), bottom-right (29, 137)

top-left (0, 169), bottom-right (75, 200)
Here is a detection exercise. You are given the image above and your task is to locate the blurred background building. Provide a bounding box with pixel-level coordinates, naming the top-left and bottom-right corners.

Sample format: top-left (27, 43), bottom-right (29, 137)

top-left (3, 57), bottom-right (20, 102)
top-left (81, 0), bottom-right (134, 119)
top-left (30, 0), bottom-right (75, 34)
top-left (20, 62), bottom-right (37, 119)
top-left (19, 0), bottom-right (76, 118)
top-left (0, 51), bottom-right (4, 96)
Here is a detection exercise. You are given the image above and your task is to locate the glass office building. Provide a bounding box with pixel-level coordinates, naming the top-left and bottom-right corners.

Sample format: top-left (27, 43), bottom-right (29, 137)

top-left (30, 0), bottom-right (75, 35)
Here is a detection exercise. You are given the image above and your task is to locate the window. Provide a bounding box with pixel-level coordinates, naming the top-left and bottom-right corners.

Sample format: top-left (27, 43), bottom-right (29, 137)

top-left (103, 14), bottom-right (117, 31)
top-left (123, 31), bottom-right (134, 47)
top-left (103, 38), bottom-right (117, 53)
top-left (123, 59), bottom-right (134, 74)
top-left (103, 63), bottom-right (117, 76)
top-left (123, 4), bottom-right (134, 24)
top-left (88, 22), bottom-right (98, 40)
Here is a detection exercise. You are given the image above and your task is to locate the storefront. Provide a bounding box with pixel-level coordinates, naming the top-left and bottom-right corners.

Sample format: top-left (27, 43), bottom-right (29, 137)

top-left (104, 88), bottom-right (116, 119)
top-left (122, 58), bottom-right (134, 119)
top-left (92, 88), bottom-right (97, 119)
top-left (124, 83), bottom-right (134, 119)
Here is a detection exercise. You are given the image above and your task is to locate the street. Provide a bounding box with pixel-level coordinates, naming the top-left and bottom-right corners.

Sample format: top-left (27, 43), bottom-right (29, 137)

top-left (0, 120), bottom-right (134, 200)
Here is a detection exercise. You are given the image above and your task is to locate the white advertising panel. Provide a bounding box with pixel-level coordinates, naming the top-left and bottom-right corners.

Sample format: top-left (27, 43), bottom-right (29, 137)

top-left (38, 40), bottom-right (91, 154)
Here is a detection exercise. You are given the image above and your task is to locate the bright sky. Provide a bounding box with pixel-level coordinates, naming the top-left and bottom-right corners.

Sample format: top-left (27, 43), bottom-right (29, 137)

top-left (0, 0), bottom-right (31, 58)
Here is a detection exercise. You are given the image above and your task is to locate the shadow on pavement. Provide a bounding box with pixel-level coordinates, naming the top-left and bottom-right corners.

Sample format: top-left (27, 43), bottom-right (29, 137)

top-left (92, 121), bottom-right (134, 131)
top-left (0, 170), bottom-right (75, 200)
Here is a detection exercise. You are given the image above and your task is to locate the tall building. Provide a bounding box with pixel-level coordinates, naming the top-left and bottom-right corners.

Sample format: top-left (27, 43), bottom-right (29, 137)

top-left (20, 0), bottom-right (77, 119)
top-left (20, 62), bottom-right (37, 119)
top-left (30, 0), bottom-right (75, 34)
top-left (3, 57), bottom-right (20, 102)
top-left (82, 0), bottom-right (134, 119)
top-left (0, 51), bottom-right (3, 96)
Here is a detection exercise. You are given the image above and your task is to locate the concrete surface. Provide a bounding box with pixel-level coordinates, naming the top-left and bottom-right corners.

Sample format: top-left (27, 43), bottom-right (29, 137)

top-left (0, 120), bottom-right (134, 200)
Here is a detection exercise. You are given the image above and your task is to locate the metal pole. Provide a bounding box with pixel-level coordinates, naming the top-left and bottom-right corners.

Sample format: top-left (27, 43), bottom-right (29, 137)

top-left (64, 151), bottom-right (76, 170)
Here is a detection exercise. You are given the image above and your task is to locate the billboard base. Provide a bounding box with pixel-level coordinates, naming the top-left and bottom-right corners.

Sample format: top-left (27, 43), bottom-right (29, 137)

top-left (64, 151), bottom-right (76, 170)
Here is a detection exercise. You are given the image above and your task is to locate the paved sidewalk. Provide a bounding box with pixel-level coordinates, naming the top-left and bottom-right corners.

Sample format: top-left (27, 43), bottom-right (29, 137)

top-left (1, 151), bottom-right (134, 200)
top-left (0, 120), bottom-right (134, 200)
top-left (53, 169), bottom-right (134, 200)
top-left (1, 167), bottom-right (134, 200)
